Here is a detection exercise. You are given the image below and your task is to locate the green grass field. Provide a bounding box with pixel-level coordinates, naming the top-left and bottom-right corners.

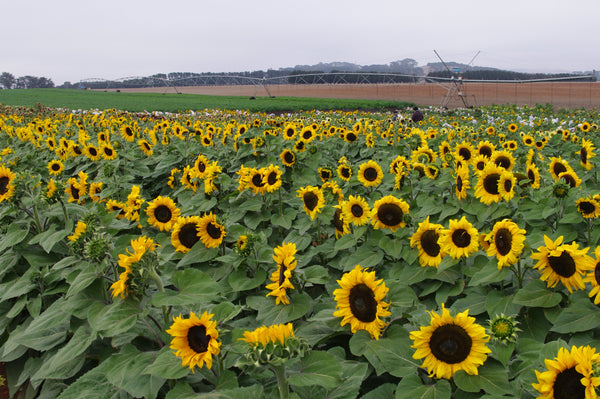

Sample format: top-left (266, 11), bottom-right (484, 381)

top-left (0, 88), bottom-right (412, 113)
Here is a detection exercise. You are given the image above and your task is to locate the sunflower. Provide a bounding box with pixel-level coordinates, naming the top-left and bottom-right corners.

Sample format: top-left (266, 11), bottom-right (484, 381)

top-left (410, 304), bottom-right (491, 379)
top-left (318, 167), bottom-right (333, 183)
top-left (584, 247), bottom-right (600, 305)
top-left (476, 141), bottom-right (495, 158)
top-left (67, 221), bottom-right (87, 242)
top-left (120, 125), bottom-right (136, 141)
top-left (89, 182), bottom-right (103, 202)
top-left (558, 170), bottom-right (582, 188)
top-left (245, 168), bottom-right (267, 195)
top-left (344, 130), bottom-right (359, 143)
top-left (280, 149), bottom-right (296, 167)
top-left (262, 164), bottom-right (282, 193)
top-left (533, 345), bottom-right (600, 399)
top-left (548, 157), bottom-right (572, 181)
top-left (490, 150), bottom-right (515, 171)
top-left (297, 185), bottom-right (325, 220)
top-left (410, 216), bottom-right (446, 267)
top-left (337, 163), bottom-right (352, 181)
top-left (439, 216), bottom-right (479, 259)
top-left (166, 311), bottom-right (221, 371)
top-left (370, 195), bottom-right (409, 232)
top-left (84, 144), bottom-right (100, 161)
top-left (522, 134), bottom-right (534, 146)
top-left (357, 160), bottom-right (384, 188)
top-left (332, 205), bottom-right (350, 239)
top-left (508, 123), bottom-right (518, 133)
top-left (197, 212), bottom-right (226, 249)
top-left (341, 195), bottom-right (371, 226)
top-left (171, 216), bottom-right (203, 253)
top-left (299, 126), bottom-right (316, 143)
top-left (390, 155), bottom-right (409, 175)
top-left (146, 196), bottom-right (180, 231)
top-left (576, 197), bottom-right (600, 219)
top-left (46, 179), bottom-right (58, 199)
top-left (497, 170), bottom-right (516, 202)
top-left (101, 145), bottom-right (117, 160)
top-left (454, 165), bottom-right (470, 200)
top-left (471, 155), bottom-right (488, 172)
top-left (106, 199), bottom-right (127, 219)
top-left (526, 162), bottom-right (541, 189)
top-left (283, 124), bottom-right (297, 140)
top-left (454, 141), bottom-right (475, 163)
top-left (531, 235), bottom-right (595, 293)
top-left (474, 162), bottom-right (505, 205)
top-left (484, 219), bottom-right (526, 269)
top-left (240, 323), bottom-right (295, 348)
top-left (110, 236), bottom-right (157, 299)
top-left (266, 242), bottom-right (297, 305)
top-left (294, 139), bottom-right (306, 153)
top-left (47, 159), bottom-right (64, 176)
top-left (193, 154), bottom-right (210, 179)
top-left (333, 265), bottom-right (391, 340)
top-left (424, 164), bottom-right (440, 179)
top-left (138, 139), bottom-right (153, 157)
top-left (577, 138), bottom-right (596, 171)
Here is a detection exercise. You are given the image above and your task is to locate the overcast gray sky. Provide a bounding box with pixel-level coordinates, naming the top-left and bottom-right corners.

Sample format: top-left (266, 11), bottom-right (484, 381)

top-left (2, 0), bottom-right (598, 85)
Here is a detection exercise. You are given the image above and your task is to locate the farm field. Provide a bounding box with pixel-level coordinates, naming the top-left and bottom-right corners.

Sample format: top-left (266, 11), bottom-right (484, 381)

top-left (115, 81), bottom-right (600, 110)
top-left (0, 100), bottom-right (599, 398)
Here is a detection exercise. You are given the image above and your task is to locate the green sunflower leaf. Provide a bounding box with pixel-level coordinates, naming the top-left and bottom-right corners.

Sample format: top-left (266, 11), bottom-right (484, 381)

top-left (467, 261), bottom-right (510, 287)
top-left (395, 373), bottom-right (451, 399)
top-left (87, 300), bottom-right (141, 337)
top-left (152, 269), bottom-right (220, 307)
top-left (228, 268), bottom-right (266, 292)
top-left (549, 295), bottom-right (600, 333)
top-left (0, 223), bottom-right (29, 252)
top-left (104, 345), bottom-right (165, 399)
top-left (56, 366), bottom-right (119, 399)
top-left (246, 293), bottom-right (311, 325)
top-left (288, 350), bottom-right (343, 389)
top-left (512, 279), bottom-right (562, 308)
top-left (143, 346), bottom-right (190, 380)
top-left (453, 360), bottom-right (514, 396)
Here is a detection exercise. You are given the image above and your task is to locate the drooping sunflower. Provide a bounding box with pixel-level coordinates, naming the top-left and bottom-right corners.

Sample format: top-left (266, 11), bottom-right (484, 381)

top-left (577, 138), bottom-right (596, 171)
top-left (333, 265), bottom-right (391, 340)
top-left (390, 155), bottom-right (409, 175)
top-left (106, 199), bottom-right (127, 219)
top-left (197, 212), bottom-right (226, 249)
top-left (484, 219), bottom-right (526, 269)
top-left (280, 149), bottom-right (296, 167)
top-left (533, 345), bottom-right (600, 399)
top-left (558, 170), bottom-right (582, 188)
top-left (548, 156), bottom-right (572, 181)
top-left (454, 165), bottom-right (470, 200)
top-left (265, 242), bottom-right (297, 305)
top-left (138, 139), bottom-right (153, 157)
top-left (497, 170), bottom-right (516, 202)
top-left (474, 162), bottom-right (505, 205)
top-left (370, 195), bottom-right (410, 232)
top-left (240, 323), bottom-right (295, 348)
top-left (439, 216), bottom-right (479, 259)
top-left (47, 159), bottom-right (64, 176)
top-left (146, 196), bottom-right (181, 231)
top-left (357, 160), bottom-right (384, 188)
top-left (332, 205), bottom-right (350, 239)
top-left (526, 162), bottom-right (541, 189)
top-left (171, 216), bottom-right (203, 253)
top-left (89, 182), bottom-right (104, 202)
top-left (297, 185), bottom-right (325, 220)
top-left (531, 235), bottom-right (595, 293)
top-left (110, 236), bottom-right (157, 299)
top-left (410, 216), bottom-right (446, 267)
top-left (341, 195), bottom-right (371, 226)
top-left (166, 311), bottom-right (221, 371)
top-left (576, 197), bottom-right (600, 219)
top-left (410, 304), bottom-right (491, 379)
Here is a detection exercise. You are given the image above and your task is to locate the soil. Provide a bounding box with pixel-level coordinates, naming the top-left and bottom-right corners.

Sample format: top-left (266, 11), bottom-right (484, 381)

top-left (112, 82), bottom-right (600, 110)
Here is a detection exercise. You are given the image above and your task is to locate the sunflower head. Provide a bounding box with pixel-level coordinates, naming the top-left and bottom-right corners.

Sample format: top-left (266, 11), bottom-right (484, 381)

top-left (167, 311), bottom-right (221, 371)
top-left (487, 314), bottom-right (520, 344)
top-left (239, 323), bottom-right (307, 367)
top-left (552, 181), bottom-right (570, 199)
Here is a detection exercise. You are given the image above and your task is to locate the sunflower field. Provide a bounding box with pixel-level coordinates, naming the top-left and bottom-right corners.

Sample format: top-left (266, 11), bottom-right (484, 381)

top-left (0, 103), bottom-right (599, 398)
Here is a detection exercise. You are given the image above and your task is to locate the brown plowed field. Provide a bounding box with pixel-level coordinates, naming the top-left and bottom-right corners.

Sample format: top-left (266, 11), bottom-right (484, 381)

top-left (114, 82), bottom-right (600, 109)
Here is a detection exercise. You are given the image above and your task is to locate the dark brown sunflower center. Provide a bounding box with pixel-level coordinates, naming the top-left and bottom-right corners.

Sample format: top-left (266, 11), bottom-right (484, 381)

top-left (303, 192), bottom-right (318, 211)
top-left (267, 172), bottom-right (278, 185)
top-left (178, 223), bottom-right (199, 248)
top-left (503, 178), bottom-right (513, 192)
top-left (284, 151), bottom-right (294, 164)
top-left (581, 148), bottom-right (588, 164)
top-left (197, 162), bottom-right (206, 173)
top-left (70, 185), bottom-right (80, 200)
top-left (495, 228), bottom-right (513, 256)
top-left (105, 147), bottom-right (113, 156)
top-left (528, 169), bottom-right (536, 183)
top-left (452, 229), bottom-right (471, 248)
top-left (479, 146), bottom-right (492, 157)
top-left (483, 173), bottom-right (500, 195)
top-left (142, 142), bottom-right (151, 151)
top-left (51, 163), bottom-right (61, 171)
top-left (89, 147), bottom-right (98, 156)
top-left (456, 176), bottom-right (463, 191)
top-left (0, 177), bottom-right (9, 195)
top-left (125, 127), bottom-right (133, 136)
top-left (429, 324), bottom-right (472, 364)
top-left (285, 128), bottom-right (295, 137)
top-left (154, 205), bottom-right (172, 223)
top-left (349, 283), bottom-right (377, 323)
top-left (251, 173), bottom-right (264, 187)
top-left (278, 263), bottom-right (288, 286)
top-left (561, 174), bottom-right (577, 188)
top-left (594, 262), bottom-right (600, 285)
top-left (351, 204), bottom-right (364, 218)
top-left (494, 156), bottom-right (511, 169)
top-left (333, 208), bottom-right (344, 232)
top-left (363, 167), bottom-right (378, 182)
top-left (579, 201), bottom-right (596, 215)
top-left (346, 132), bottom-right (357, 142)
top-left (421, 230), bottom-right (441, 257)
top-left (341, 167), bottom-right (351, 178)
top-left (548, 251), bottom-right (576, 278)
top-left (377, 203), bottom-right (403, 226)
top-left (303, 130), bottom-right (312, 140)
top-left (553, 163), bottom-right (567, 176)
top-left (320, 170), bottom-right (331, 180)
top-left (187, 325), bottom-right (211, 354)
top-left (206, 222), bottom-right (222, 239)
top-left (553, 367), bottom-right (585, 399)
top-left (458, 148), bottom-right (471, 161)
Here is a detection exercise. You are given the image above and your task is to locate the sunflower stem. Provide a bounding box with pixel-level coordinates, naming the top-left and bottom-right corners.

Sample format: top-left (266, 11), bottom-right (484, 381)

top-left (58, 196), bottom-right (69, 223)
top-left (278, 188), bottom-right (283, 217)
top-left (315, 216), bottom-right (322, 245)
top-left (271, 365), bottom-right (289, 399)
top-left (31, 204), bottom-right (43, 234)
top-left (587, 218), bottom-right (593, 245)
top-left (149, 266), bottom-right (170, 324)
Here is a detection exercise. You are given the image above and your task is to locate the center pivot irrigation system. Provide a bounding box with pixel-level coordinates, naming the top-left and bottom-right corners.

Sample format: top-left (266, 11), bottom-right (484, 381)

top-left (79, 51), bottom-right (596, 109)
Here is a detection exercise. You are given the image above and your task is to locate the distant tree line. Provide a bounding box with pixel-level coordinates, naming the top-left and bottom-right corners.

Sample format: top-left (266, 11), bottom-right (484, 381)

top-left (0, 72), bottom-right (55, 89)
top-left (427, 69), bottom-right (596, 81)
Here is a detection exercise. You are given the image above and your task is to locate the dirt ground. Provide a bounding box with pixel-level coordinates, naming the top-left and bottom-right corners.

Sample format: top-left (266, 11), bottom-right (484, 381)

top-left (113, 82), bottom-right (600, 110)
